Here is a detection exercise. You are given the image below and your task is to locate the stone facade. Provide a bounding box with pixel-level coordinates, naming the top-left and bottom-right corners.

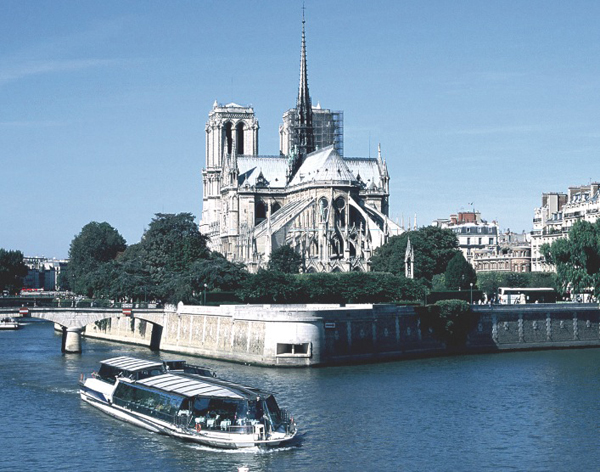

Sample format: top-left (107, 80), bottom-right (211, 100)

top-left (531, 183), bottom-right (600, 272)
top-left (433, 211), bottom-right (499, 264)
top-left (79, 302), bottom-right (600, 367)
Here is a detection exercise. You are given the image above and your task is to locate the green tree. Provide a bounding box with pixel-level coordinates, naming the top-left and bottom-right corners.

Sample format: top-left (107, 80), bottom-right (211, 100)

top-left (140, 213), bottom-right (209, 276)
top-left (477, 271), bottom-right (558, 300)
top-left (136, 213), bottom-right (210, 302)
top-left (0, 249), bottom-right (28, 294)
top-left (444, 252), bottom-right (477, 290)
top-left (67, 222), bottom-right (126, 297)
top-left (237, 269), bottom-right (298, 303)
top-left (419, 299), bottom-right (476, 348)
top-left (189, 253), bottom-right (248, 292)
top-left (268, 245), bottom-right (302, 274)
top-left (542, 219), bottom-right (600, 297)
top-left (370, 227), bottom-right (459, 284)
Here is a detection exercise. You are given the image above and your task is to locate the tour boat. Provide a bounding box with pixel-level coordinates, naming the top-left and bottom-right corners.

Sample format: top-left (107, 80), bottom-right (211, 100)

top-left (79, 356), bottom-right (297, 449)
top-left (0, 317), bottom-right (19, 330)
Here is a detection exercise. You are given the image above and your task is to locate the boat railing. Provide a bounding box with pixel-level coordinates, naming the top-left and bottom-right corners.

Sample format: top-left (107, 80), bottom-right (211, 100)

top-left (279, 409), bottom-right (296, 435)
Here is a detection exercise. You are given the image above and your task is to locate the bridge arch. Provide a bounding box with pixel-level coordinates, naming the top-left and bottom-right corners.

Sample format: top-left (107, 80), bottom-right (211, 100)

top-left (0, 307), bottom-right (166, 353)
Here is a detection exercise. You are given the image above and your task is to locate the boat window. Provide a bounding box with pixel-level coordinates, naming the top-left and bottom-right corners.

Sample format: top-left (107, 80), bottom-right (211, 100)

top-left (192, 397), bottom-right (244, 424)
top-left (265, 395), bottom-right (282, 427)
top-left (113, 383), bottom-right (184, 423)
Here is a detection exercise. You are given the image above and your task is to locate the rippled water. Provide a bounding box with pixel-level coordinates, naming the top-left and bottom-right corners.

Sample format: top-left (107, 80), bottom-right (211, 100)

top-left (1, 321), bottom-right (599, 472)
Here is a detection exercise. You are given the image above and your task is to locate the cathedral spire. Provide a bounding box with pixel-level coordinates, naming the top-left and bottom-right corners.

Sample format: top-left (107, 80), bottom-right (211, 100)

top-left (289, 6), bottom-right (314, 180)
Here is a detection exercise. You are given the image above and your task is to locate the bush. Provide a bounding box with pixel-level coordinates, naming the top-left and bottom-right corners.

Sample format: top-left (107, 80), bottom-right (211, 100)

top-left (418, 299), bottom-right (477, 348)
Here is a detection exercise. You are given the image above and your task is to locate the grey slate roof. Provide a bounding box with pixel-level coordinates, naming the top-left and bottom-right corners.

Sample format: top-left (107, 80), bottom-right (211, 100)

top-left (289, 145), bottom-right (356, 186)
top-left (238, 156), bottom-right (288, 188)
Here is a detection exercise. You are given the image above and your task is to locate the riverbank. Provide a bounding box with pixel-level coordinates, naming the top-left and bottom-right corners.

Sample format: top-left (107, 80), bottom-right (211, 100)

top-left (82, 302), bottom-right (600, 366)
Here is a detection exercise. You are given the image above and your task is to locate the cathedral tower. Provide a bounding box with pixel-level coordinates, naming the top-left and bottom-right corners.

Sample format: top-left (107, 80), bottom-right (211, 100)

top-left (200, 101), bottom-right (258, 243)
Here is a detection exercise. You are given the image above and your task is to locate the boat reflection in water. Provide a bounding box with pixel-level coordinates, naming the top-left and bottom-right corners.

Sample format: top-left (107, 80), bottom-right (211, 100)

top-left (79, 357), bottom-right (297, 449)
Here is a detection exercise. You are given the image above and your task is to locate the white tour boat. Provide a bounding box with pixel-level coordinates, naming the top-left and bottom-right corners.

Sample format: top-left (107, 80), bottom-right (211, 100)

top-left (0, 317), bottom-right (19, 330)
top-left (79, 356), bottom-right (297, 449)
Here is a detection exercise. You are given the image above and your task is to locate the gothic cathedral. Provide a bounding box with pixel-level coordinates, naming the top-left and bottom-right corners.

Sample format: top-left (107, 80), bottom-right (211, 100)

top-left (199, 16), bottom-right (402, 273)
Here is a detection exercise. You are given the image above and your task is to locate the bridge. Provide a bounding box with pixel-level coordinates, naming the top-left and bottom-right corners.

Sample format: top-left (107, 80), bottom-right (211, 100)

top-left (0, 306), bottom-right (166, 353)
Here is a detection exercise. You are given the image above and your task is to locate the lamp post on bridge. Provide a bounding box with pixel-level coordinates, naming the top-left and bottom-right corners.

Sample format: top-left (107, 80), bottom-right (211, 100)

top-left (203, 283), bottom-right (208, 306)
top-left (470, 282), bottom-right (474, 305)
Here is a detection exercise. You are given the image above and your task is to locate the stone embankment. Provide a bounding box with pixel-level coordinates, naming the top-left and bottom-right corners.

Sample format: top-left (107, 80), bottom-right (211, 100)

top-left (83, 302), bottom-right (600, 366)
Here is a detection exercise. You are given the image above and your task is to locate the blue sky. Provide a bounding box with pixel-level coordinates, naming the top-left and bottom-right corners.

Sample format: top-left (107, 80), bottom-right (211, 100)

top-left (2, 1), bottom-right (599, 259)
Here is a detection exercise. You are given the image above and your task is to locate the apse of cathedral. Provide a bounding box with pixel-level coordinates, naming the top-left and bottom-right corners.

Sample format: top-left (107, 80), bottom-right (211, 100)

top-left (199, 15), bottom-right (403, 273)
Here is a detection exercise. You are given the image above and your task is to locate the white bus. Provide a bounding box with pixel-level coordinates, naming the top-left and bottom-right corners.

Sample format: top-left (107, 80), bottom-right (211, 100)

top-left (498, 287), bottom-right (557, 305)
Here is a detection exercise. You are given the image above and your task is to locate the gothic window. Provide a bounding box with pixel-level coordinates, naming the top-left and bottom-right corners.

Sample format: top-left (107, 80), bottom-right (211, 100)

top-left (255, 200), bottom-right (267, 224)
top-left (236, 122), bottom-right (245, 154)
top-left (319, 197), bottom-right (329, 222)
top-left (225, 122), bottom-right (233, 154)
top-left (334, 197), bottom-right (346, 227)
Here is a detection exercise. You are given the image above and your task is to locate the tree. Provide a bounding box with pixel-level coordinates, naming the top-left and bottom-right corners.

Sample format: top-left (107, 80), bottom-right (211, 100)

top-left (370, 227), bottom-right (459, 284)
top-left (477, 271), bottom-right (557, 300)
top-left (444, 252), bottom-right (477, 290)
top-left (133, 213), bottom-right (210, 302)
top-left (237, 269), bottom-right (298, 303)
top-left (418, 299), bottom-right (476, 348)
top-left (67, 222), bottom-right (126, 297)
top-left (542, 219), bottom-right (600, 297)
top-left (188, 254), bottom-right (248, 292)
top-left (0, 249), bottom-right (28, 294)
top-left (140, 213), bottom-right (209, 277)
top-left (268, 245), bottom-right (302, 274)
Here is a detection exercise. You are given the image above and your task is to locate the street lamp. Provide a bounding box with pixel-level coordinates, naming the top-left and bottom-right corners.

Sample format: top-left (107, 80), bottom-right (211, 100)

top-left (470, 282), bottom-right (474, 305)
top-left (203, 283), bottom-right (208, 306)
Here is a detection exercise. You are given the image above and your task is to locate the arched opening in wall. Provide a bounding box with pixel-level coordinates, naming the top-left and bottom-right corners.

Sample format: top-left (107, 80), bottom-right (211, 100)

top-left (334, 196), bottom-right (346, 228)
top-left (225, 122), bottom-right (233, 154)
top-left (236, 122), bottom-right (245, 154)
top-left (306, 266), bottom-right (317, 273)
top-left (255, 200), bottom-right (267, 224)
top-left (271, 202), bottom-right (281, 214)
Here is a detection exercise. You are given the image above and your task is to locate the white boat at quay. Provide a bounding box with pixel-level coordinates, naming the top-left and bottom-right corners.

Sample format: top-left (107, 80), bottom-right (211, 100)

top-left (79, 356), bottom-right (297, 449)
top-left (0, 317), bottom-right (19, 330)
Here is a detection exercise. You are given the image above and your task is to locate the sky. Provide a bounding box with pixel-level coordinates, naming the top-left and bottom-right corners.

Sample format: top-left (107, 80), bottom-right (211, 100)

top-left (2, 0), bottom-right (599, 259)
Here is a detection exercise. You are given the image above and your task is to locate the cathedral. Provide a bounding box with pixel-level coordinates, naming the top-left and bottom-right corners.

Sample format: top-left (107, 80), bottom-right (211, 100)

top-left (199, 16), bottom-right (403, 273)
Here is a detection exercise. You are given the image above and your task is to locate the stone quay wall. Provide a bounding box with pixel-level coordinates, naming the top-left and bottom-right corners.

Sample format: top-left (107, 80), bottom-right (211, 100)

top-left (83, 303), bottom-right (600, 366)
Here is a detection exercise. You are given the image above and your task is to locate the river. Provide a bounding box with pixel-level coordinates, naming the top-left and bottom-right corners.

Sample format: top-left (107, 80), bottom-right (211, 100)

top-left (1, 320), bottom-right (599, 471)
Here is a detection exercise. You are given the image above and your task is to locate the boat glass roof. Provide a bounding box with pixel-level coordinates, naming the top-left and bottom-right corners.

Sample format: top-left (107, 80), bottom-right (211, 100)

top-left (138, 374), bottom-right (269, 400)
top-left (100, 356), bottom-right (164, 373)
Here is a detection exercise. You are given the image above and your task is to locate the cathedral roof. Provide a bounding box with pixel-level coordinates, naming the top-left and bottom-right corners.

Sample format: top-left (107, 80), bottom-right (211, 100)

top-left (344, 157), bottom-right (384, 189)
top-left (237, 156), bottom-right (288, 188)
top-left (288, 145), bottom-right (356, 186)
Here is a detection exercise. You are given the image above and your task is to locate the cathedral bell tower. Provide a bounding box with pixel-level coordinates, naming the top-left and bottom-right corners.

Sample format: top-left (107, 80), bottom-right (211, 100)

top-left (200, 101), bottom-right (258, 245)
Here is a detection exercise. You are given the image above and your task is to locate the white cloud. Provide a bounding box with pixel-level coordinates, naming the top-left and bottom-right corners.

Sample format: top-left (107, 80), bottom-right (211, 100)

top-left (0, 58), bottom-right (124, 86)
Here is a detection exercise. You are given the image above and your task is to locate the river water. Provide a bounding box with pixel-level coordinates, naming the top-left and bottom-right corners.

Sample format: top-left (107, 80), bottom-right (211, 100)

top-left (1, 320), bottom-right (599, 472)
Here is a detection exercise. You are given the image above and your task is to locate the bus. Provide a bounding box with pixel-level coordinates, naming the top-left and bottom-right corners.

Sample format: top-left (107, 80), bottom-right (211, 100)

top-left (497, 287), bottom-right (557, 305)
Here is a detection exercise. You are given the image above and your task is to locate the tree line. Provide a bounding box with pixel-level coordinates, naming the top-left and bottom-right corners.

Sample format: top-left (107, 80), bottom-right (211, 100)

top-left (57, 215), bottom-right (471, 305)
top-left (5, 211), bottom-right (598, 305)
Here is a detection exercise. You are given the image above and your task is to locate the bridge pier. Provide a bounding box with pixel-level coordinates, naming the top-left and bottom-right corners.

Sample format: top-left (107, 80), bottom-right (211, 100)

top-left (62, 327), bottom-right (83, 354)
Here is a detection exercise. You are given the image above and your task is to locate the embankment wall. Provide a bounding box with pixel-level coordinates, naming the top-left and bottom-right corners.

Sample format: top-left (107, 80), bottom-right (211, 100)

top-left (83, 303), bottom-right (600, 366)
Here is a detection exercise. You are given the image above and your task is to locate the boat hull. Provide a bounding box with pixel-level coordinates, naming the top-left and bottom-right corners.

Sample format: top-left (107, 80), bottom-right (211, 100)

top-left (80, 387), bottom-right (296, 449)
